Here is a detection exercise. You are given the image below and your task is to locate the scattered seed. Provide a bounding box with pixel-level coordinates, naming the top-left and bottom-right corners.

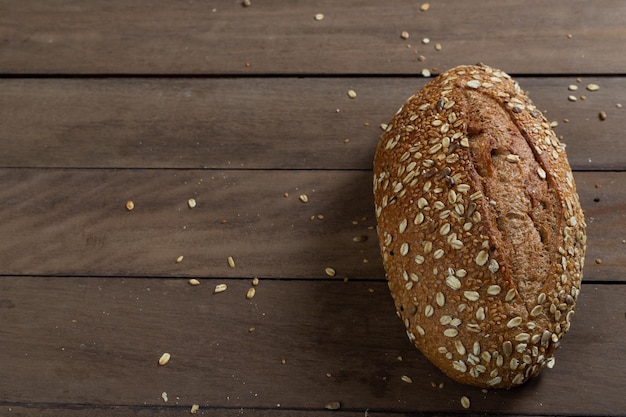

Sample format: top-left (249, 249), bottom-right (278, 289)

top-left (188, 198), bottom-right (197, 208)
top-left (353, 235), bottom-right (368, 242)
top-left (314, 13), bottom-right (324, 21)
top-left (125, 200), bottom-right (135, 211)
top-left (325, 267), bottom-right (336, 277)
top-left (227, 256), bottom-right (236, 268)
top-left (434, 42), bottom-right (442, 51)
top-left (401, 375), bottom-right (413, 383)
top-left (568, 95), bottom-right (577, 102)
top-left (347, 89), bottom-right (357, 99)
top-left (401, 31), bottom-right (410, 40)
top-left (246, 287), bottom-right (256, 299)
top-left (158, 352), bottom-right (171, 366)
top-left (461, 396), bottom-right (471, 409)
top-left (422, 37), bottom-right (430, 44)
top-left (252, 277), bottom-right (260, 286)
top-left (595, 258), bottom-right (602, 264)
top-left (299, 194), bottom-right (309, 203)
top-left (421, 68), bottom-right (431, 77)
top-left (188, 278), bottom-right (200, 286)
top-left (586, 83), bottom-right (600, 91)
top-left (568, 84), bottom-right (578, 91)
top-left (420, 3), bottom-right (430, 11)
top-left (176, 255), bottom-right (184, 264)
top-left (325, 401), bottom-right (341, 410)
top-left (190, 404), bottom-right (200, 414)
top-left (214, 283), bottom-right (228, 294)
top-left (248, 327), bottom-right (255, 332)
top-left (161, 392), bottom-right (168, 402)
top-left (599, 111), bottom-right (607, 121)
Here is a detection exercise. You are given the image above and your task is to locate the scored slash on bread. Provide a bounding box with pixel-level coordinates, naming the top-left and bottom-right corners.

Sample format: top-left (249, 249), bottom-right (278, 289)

top-left (373, 64), bottom-right (586, 388)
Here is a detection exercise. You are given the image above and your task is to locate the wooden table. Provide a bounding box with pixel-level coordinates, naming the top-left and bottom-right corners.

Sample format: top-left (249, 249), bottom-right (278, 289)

top-left (1, 1), bottom-right (625, 415)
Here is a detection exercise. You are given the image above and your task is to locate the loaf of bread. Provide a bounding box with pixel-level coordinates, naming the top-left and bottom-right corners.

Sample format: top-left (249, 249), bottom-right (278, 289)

top-left (373, 64), bottom-right (586, 388)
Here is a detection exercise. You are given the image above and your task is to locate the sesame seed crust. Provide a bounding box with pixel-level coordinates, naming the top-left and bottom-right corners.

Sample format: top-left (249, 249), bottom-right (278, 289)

top-left (373, 64), bottom-right (586, 389)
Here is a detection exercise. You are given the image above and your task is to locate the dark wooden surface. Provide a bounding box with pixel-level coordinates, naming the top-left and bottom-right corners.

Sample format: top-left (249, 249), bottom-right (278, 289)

top-left (1, 1), bottom-right (625, 416)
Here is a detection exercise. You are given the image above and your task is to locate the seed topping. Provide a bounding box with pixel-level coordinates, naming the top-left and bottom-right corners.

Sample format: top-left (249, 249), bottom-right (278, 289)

top-left (446, 275), bottom-right (461, 290)
top-left (507, 316), bottom-right (523, 328)
top-left (475, 250), bottom-right (489, 266)
top-left (487, 285), bottom-right (501, 295)
top-left (463, 291), bottom-right (480, 302)
top-left (444, 328), bottom-right (459, 337)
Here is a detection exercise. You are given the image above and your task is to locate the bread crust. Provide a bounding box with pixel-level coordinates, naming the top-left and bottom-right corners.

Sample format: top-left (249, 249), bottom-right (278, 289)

top-left (373, 64), bottom-right (586, 388)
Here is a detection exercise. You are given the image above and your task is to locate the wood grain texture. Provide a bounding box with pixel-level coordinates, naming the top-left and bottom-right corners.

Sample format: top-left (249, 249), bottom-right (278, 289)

top-left (0, 77), bottom-right (623, 170)
top-left (0, 407), bottom-right (414, 417)
top-left (0, 169), bottom-right (621, 281)
top-left (1, 1), bottom-right (625, 415)
top-left (1, 0), bottom-right (625, 75)
top-left (0, 277), bottom-right (624, 415)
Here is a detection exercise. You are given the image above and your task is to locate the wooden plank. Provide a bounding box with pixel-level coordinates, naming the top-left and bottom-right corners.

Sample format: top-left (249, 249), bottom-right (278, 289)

top-left (0, 277), bottom-right (624, 415)
top-left (0, 407), bottom-right (595, 417)
top-left (0, 169), bottom-right (622, 281)
top-left (0, 77), bottom-right (623, 170)
top-left (0, 407), bottom-right (413, 417)
top-left (0, 0), bottom-right (625, 75)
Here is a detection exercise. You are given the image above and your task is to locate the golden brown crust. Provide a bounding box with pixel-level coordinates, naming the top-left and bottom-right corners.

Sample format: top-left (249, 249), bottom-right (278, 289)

top-left (373, 64), bottom-right (586, 388)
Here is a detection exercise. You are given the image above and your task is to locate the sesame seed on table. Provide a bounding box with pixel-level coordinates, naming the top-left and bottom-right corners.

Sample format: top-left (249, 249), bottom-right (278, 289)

top-left (0, 1), bottom-right (625, 416)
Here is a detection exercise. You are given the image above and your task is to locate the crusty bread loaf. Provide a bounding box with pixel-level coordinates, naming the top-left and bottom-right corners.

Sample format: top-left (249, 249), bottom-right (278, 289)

top-left (373, 64), bottom-right (586, 388)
